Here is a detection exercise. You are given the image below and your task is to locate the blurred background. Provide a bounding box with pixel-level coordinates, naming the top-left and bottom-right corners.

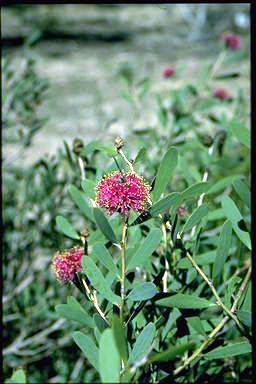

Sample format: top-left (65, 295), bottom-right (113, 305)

top-left (2, 4), bottom-right (250, 383)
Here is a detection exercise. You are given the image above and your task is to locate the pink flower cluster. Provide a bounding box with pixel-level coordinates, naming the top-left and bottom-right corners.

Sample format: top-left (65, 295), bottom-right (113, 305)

top-left (213, 88), bottom-right (232, 101)
top-left (163, 67), bottom-right (176, 78)
top-left (96, 171), bottom-right (151, 216)
top-left (52, 247), bottom-right (83, 284)
top-left (221, 32), bottom-right (241, 51)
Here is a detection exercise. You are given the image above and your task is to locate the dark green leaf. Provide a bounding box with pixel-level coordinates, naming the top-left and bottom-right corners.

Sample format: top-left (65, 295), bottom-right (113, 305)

top-left (82, 256), bottom-right (120, 305)
top-left (152, 147), bottom-right (178, 202)
top-left (156, 293), bottom-right (213, 309)
top-left (212, 220), bottom-right (232, 282)
top-left (236, 310), bottom-right (251, 328)
top-left (204, 341), bottom-right (252, 360)
top-left (127, 282), bottom-right (158, 301)
top-left (187, 317), bottom-right (206, 337)
top-left (182, 204), bottom-right (208, 234)
top-left (181, 182), bottom-right (211, 202)
top-left (221, 196), bottom-right (251, 250)
top-left (207, 175), bottom-right (240, 194)
top-left (127, 229), bottom-right (162, 270)
top-left (68, 185), bottom-right (94, 222)
top-left (148, 341), bottom-right (195, 364)
top-left (230, 120), bottom-right (250, 148)
top-left (128, 323), bottom-right (156, 365)
top-left (241, 281), bottom-right (251, 311)
top-left (93, 243), bottom-right (119, 277)
top-left (150, 192), bottom-right (181, 216)
top-left (55, 215), bottom-right (80, 240)
top-left (55, 297), bottom-right (94, 328)
top-left (213, 72), bottom-right (240, 80)
top-left (81, 179), bottom-right (96, 200)
top-left (112, 315), bottom-right (129, 364)
top-left (94, 313), bottom-right (109, 332)
top-left (233, 179), bottom-right (250, 208)
top-left (99, 328), bottom-right (120, 383)
top-left (93, 208), bottom-right (117, 243)
top-left (73, 331), bottom-right (99, 372)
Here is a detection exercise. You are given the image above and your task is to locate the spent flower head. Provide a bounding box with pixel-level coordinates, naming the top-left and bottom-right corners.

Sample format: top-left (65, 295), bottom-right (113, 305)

top-left (96, 171), bottom-right (151, 216)
top-left (221, 32), bottom-right (241, 51)
top-left (52, 247), bottom-right (84, 284)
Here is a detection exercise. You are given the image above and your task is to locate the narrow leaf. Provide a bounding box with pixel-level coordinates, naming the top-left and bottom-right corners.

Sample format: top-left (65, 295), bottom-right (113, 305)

top-left (134, 147), bottom-right (146, 164)
top-left (68, 185), bottom-right (94, 222)
top-left (99, 328), bottom-right (120, 383)
top-left (156, 293), bottom-right (212, 309)
top-left (128, 323), bottom-right (156, 365)
top-left (212, 220), bottom-right (232, 281)
top-left (93, 243), bottom-right (119, 277)
top-left (55, 299), bottom-right (94, 329)
top-left (207, 175), bottom-right (240, 194)
top-left (152, 147), bottom-right (178, 202)
top-left (233, 179), bottom-right (250, 208)
top-left (182, 204), bottom-right (208, 234)
top-left (241, 281), bottom-right (251, 311)
top-left (7, 369), bottom-right (26, 384)
top-left (112, 315), bottom-right (129, 364)
top-left (73, 331), bottom-right (99, 372)
top-left (236, 310), bottom-right (251, 328)
top-left (150, 192), bottom-right (181, 216)
top-left (127, 282), bottom-right (158, 301)
top-left (93, 208), bottom-right (117, 243)
top-left (221, 196), bottom-right (251, 250)
top-left (181, 182), bottom-right (211, 202)
top-left (148, 341), bottom-right (195, 364)
top-left (204, 341), bottom-right (252, 360)
top-left (230, 121), bottom-right (250, 148)
top-left (127, 229), bottom-right (162, 270)
top-left (55, 215), bottom-right (80, 240)
top-left (82, 256), bottom-right (120, 305)
top-left (81, 179), bottom-right (96, 200)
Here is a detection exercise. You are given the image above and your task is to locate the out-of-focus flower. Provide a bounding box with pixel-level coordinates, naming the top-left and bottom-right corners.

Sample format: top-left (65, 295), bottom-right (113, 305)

top-left (177, 206), bottom-right (187, 217)
top-left (163, 67), bottom-right (176, 78)
top-left (221, 32), bottom-right (241, 51)
top-left (213, 88), bottom-right (233, 101)
top-left (96, 171), bottom-right (151, 216)
top-left (52, 247), bottom-right (84, 284)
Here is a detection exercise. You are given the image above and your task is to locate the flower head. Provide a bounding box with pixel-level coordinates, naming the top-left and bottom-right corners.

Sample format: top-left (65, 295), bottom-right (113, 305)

top-left (163, 67), bottom-right (176, 78)
top-left (213, 88), bottom-right (232, 101)
top-left (96, 171), bottom-right (151, 216)
top-left (221, 32), bottom-right (241, 51)
top-left (52, 247), bottom-right (84, 284)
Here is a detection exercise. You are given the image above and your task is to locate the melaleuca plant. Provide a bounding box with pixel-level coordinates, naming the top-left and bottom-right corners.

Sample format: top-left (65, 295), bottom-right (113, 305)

top-left (53, 134), bottom-right (251, 383)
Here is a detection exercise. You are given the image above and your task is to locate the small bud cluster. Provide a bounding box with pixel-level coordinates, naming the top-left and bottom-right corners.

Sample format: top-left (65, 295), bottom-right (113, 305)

top-left (52, 247), bottom-right (84, 284)
top-left (96, 171), bottom-right (151, 216)
top-left (221, 32), bottom-right (241, 51)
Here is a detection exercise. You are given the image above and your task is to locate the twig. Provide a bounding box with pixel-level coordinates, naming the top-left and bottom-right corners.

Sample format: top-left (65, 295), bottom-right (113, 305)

top-left (174, 263), bottom-right (251, 376)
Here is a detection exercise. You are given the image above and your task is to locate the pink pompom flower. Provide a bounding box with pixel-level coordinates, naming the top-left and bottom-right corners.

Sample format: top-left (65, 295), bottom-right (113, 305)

top-left (96, 171), bottom-right (151, 216)
top-left (213, 88), bottom-right (232, 101)
top-left (52, 247), bottom-right (84, 284)
top-left (163, 67), bottom-right (176, 78)
top-left (221, 32), bottom-right (241, 51)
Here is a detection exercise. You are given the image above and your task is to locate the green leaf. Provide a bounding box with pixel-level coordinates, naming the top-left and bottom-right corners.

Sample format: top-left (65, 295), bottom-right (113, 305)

top-left (241, 281), bottom-right (251, 311)
top-left (230, 120), bottom-right (250, 148)
top-left (181, 182), bottom-right (211, 202)
top-left (148, 341), bottom-right (195, 364)
top-left (55, 215), bottom-right (80, 240)
top-left (63, 140), bottom-right (76, 171)
top-left (93, 208), bottom-right (117, 243)
top-left (134, 147), bottom-right (146, 164)
top-left (68, 184), bottom-right (94, 222)
top-left (127, 229), bottom-right (162, 270)
top-left (207, 175), bottom-right (240, 194)
top-left (213, 72), bottom-right (240, 80)
top-left (81, 179), bottom-right (96, 200)
top-left (73, 331), bottom-right (99, 372)
top-left (6, 369), bottom-right (26, 384)
top-left (99, 328), bottom-right (120, 383)
top-left (208, 208), bottom-right (225, 221)
top-left (94, 313), bottom-right (109, 333)
top-left (187, 317), bottom-right (206, 337)
top-left (128, 323), bottom-right (156, 365)
top-left (212, 220), bottom-right (232, 282)
top-left (82, 256), bottom-right (120, 305)
top-left (55, 297), bottom-right (94, 329)
top-left (127, 282), bottom-right (158, 301)
top-left (182, 204), bottom-right (208, 234)
top-left (112, 315), bottom-right (129, 364)
top-left (93, 243), bottom-right (119, 277)
top-left (221, 196), bottom-right (251, 250)
top-left (232, 179), bottom-right (250, 208)
top-left (176, 251), bottom-right (217, 269)
top-left (156, 293), bottom-right (213, 309)
top-left (150, 192), bottom-right (181, 216)
top-left (152, 147), bottom-right (178, 202)
top-left (236, 310), bottom-right (251, 328)
top-left (204, 341), bottom-right (252, 360)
